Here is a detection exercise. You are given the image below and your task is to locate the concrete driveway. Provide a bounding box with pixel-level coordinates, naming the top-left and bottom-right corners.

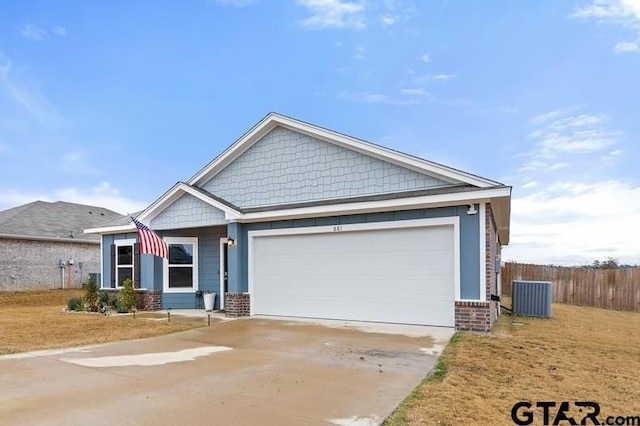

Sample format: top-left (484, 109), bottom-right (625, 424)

top-left (0, 316), bottom-right (454, 426)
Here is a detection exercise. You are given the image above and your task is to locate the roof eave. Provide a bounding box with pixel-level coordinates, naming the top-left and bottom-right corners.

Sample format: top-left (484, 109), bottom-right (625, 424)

top-left (0, 233), bottom-right (100, 244)
top-left (84, 224), bottom-right (136, 235)
top-left (237, 186), bottom-right (512, 223)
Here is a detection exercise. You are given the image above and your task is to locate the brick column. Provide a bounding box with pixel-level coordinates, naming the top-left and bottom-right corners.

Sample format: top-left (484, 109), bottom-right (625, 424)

top-left (455, 301), bottom-right (492, 332)
top-left (225, 292), bottom-right (250, 317)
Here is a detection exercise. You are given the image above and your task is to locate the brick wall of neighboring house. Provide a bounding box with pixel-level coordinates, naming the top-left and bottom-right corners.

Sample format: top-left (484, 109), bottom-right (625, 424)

top-left (0, 238), bottom-right (100, 291)
top-left (225, 292), bottom-right (250, 317)
top-left (454, 203), bottom-right (500, 332)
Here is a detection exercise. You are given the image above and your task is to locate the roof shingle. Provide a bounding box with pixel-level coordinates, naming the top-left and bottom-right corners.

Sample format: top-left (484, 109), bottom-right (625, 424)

top-left (0, 201), bottom-right (123, 242)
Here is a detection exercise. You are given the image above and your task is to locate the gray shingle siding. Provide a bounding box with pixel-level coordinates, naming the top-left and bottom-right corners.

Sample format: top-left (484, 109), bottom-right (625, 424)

top-left (150, 194), bottom-right (226, 230)
top-left (201, 126), bottom-right (451, 208)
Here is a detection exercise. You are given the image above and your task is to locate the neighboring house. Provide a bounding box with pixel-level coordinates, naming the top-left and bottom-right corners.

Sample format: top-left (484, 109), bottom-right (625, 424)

top-left (86, 113), bottom-right (512, 331)
top-left (0, 201), bottom-right (122, 290)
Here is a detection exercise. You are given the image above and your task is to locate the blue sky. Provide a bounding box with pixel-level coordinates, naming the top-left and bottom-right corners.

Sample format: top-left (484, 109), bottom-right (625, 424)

top-left (0, 0), bottom-right (638, 265)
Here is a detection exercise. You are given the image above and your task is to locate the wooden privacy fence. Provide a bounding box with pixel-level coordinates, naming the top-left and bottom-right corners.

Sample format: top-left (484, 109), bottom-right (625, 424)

top-left (501, 262), bottom-right (640, 312)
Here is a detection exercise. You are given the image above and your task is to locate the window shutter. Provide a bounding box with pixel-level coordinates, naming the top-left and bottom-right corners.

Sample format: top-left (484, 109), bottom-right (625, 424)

top-left (134, 243), bottom-right (141, 288)
top-left (110, 244), bottom-right (116, 288)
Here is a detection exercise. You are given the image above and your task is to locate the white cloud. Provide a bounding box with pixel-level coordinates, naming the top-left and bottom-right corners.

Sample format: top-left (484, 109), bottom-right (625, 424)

top-left (400, 88), bottom-right (430, 96)
top-left (507, 109), bottom-right (636, 265)
top-left (573, 0), bottom-right (640, 53)
top-left (602, 148), bottom-right (625, 162)
top-left (523, 112), bottom-right (620, 169)
top-left (0, 182), bottom-right (147, 215)
top-left (57, 151), bottom-right (102, 175)
top-left (381, 15), bottom-right (396, 27)
top-left (340, 91), bottom-right (421, 105)
top-left (19, 24), bottom-right (67, 40)
top-left (354, 46), bottom-right (366, 60)
top-left (413, 73), bottom-right (456, 84)
top-left (20, 24), bottom-right (48, 41)
top-left (503, 180), bottom-right (640, 265)
top-left (432, 73), bottom-right (455, 81)
top-left (614, 40), bottom-right (640, 52)
top-left (416, 53), bottom-right (430, 63)
top-left (529, 109), bottom-right (569, 125)
top-left (573, 0), bottom-right (640, 21)
top-left (53, 26), bottom-right (67, 36)
top-left (0, 52), bottom-right (64, 127)
top-left (62, 151), bottom-right (84, 163)
top-left (297, 0), bottom-right (366, 30)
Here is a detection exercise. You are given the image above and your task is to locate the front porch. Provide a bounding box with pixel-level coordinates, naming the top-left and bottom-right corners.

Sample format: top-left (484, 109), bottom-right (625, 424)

top-left (102, 223), bottom-right (248, 312)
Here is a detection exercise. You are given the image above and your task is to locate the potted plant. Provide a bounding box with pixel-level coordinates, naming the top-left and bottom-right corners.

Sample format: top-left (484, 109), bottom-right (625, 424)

top-left (203, 290), bottom-right (216, 311)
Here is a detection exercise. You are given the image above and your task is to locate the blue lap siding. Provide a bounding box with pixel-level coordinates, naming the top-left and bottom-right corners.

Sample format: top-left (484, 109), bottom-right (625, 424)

top-left (102, 226), bottom-right (227, 310)
top-left (102, 206), bottom-right (481, 310)
top-left (227, 205), bottom-right (481, 300)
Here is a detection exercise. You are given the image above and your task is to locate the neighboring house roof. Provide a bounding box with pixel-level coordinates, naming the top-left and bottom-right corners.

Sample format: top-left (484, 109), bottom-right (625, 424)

top-left (0, 201), bottom-right (122, 243)
top-left (86, 112), bottom-right (512, 243)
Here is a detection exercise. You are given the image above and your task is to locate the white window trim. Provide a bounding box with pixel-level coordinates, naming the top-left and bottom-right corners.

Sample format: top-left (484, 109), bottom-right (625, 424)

top-left (163, 237), bottom-right (199, 293)
top-left (114, 238), bottom-right (136, 289)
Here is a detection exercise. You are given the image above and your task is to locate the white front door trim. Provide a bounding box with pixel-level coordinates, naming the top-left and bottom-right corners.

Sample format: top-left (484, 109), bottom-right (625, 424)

top-left (247, 217), bottom-right (461, 317)
top-left (219, 237), bottom-right (228, 309)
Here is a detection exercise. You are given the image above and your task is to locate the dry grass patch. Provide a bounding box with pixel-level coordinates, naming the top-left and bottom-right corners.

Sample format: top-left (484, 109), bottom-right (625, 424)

top-left (386, 302), bottom-right (640, 425)
top-left (0, 289), bottom-right (206, 355)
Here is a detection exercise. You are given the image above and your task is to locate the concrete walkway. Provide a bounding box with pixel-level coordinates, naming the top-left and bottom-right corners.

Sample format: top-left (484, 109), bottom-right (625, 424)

top-left (0, 316), bottom-right (454, 426)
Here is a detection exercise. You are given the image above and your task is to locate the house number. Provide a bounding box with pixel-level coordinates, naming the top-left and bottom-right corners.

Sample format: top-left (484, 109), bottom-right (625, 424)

top-left (333, 226), bottom-right (343, 232)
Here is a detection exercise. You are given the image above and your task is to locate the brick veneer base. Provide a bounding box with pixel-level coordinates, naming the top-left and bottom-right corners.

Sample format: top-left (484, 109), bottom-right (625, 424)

top-left (102, 289), bottom-right (162, 311)
top-left (455, 301), bottom-right (497, 332)
top-left (225, 292), bottom-right (250, 317)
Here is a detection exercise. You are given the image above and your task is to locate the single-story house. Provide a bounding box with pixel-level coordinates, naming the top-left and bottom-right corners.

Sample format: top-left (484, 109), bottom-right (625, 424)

top-left (86, 113), bottom-right (511, 331)
top-left (0, 201), bottom-right (122, 290)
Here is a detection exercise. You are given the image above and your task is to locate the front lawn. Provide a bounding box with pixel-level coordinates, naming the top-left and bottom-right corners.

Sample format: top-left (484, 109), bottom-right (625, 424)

top-left (0, 289), bottom-right (205, 355)
top-left (386, 302), bottom-right (640, 425)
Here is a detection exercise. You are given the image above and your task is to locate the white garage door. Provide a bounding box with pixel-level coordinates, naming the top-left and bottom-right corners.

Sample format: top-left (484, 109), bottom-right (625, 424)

top-left (249, 222), bottom-right (456, 326)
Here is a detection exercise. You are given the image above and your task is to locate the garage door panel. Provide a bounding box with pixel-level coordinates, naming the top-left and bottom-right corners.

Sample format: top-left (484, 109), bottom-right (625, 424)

top-left (251, 225), bottom-right (455, 326)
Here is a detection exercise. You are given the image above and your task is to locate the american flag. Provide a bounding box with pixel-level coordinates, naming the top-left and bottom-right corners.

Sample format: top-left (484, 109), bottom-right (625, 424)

top-left (130, 217), bottom-right (168, 258)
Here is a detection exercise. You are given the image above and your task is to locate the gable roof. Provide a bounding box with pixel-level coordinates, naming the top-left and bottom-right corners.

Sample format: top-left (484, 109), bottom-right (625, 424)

top-left (0, 201), bottom-right (122, 243)
top-left (85, 113), bottom-right (512, 243)
top-left (188, 112), bottom-right (503, 189)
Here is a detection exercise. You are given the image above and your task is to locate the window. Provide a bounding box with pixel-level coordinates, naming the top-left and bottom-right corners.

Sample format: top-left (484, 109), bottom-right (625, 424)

top-left (163, 237), bottom-right (198, 292)
top-left (114, 239), bottom-right (136, 288)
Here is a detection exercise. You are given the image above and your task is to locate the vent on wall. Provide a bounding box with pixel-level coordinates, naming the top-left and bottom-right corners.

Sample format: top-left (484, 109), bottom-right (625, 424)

top-left (512, 280), bottom-right (553, 318)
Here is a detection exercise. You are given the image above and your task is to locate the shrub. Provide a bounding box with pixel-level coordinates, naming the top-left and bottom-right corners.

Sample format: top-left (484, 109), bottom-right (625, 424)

top-left (98, 291), bottom-right (111, 314)
top-left (67, 297), bottom-right (84, 312)
top-left (111, 298), bottom-right (128, 314)
top-left (82, 277), bottom-right (99, 312)
top-left (118, 279), bottom-right (136, 312)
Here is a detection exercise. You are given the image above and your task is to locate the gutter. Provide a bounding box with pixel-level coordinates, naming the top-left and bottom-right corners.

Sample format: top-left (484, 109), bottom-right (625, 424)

top-left (0, 233), bottom-right (99, 244)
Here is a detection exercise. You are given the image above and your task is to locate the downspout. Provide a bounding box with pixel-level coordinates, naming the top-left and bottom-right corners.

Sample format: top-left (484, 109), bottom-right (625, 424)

top-left (60, 261), bottom-right (66, 290)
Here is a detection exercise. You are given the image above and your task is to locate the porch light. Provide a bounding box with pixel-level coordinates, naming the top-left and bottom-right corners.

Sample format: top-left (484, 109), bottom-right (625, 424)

top-left (227, 237), bottom-right (236, 247)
